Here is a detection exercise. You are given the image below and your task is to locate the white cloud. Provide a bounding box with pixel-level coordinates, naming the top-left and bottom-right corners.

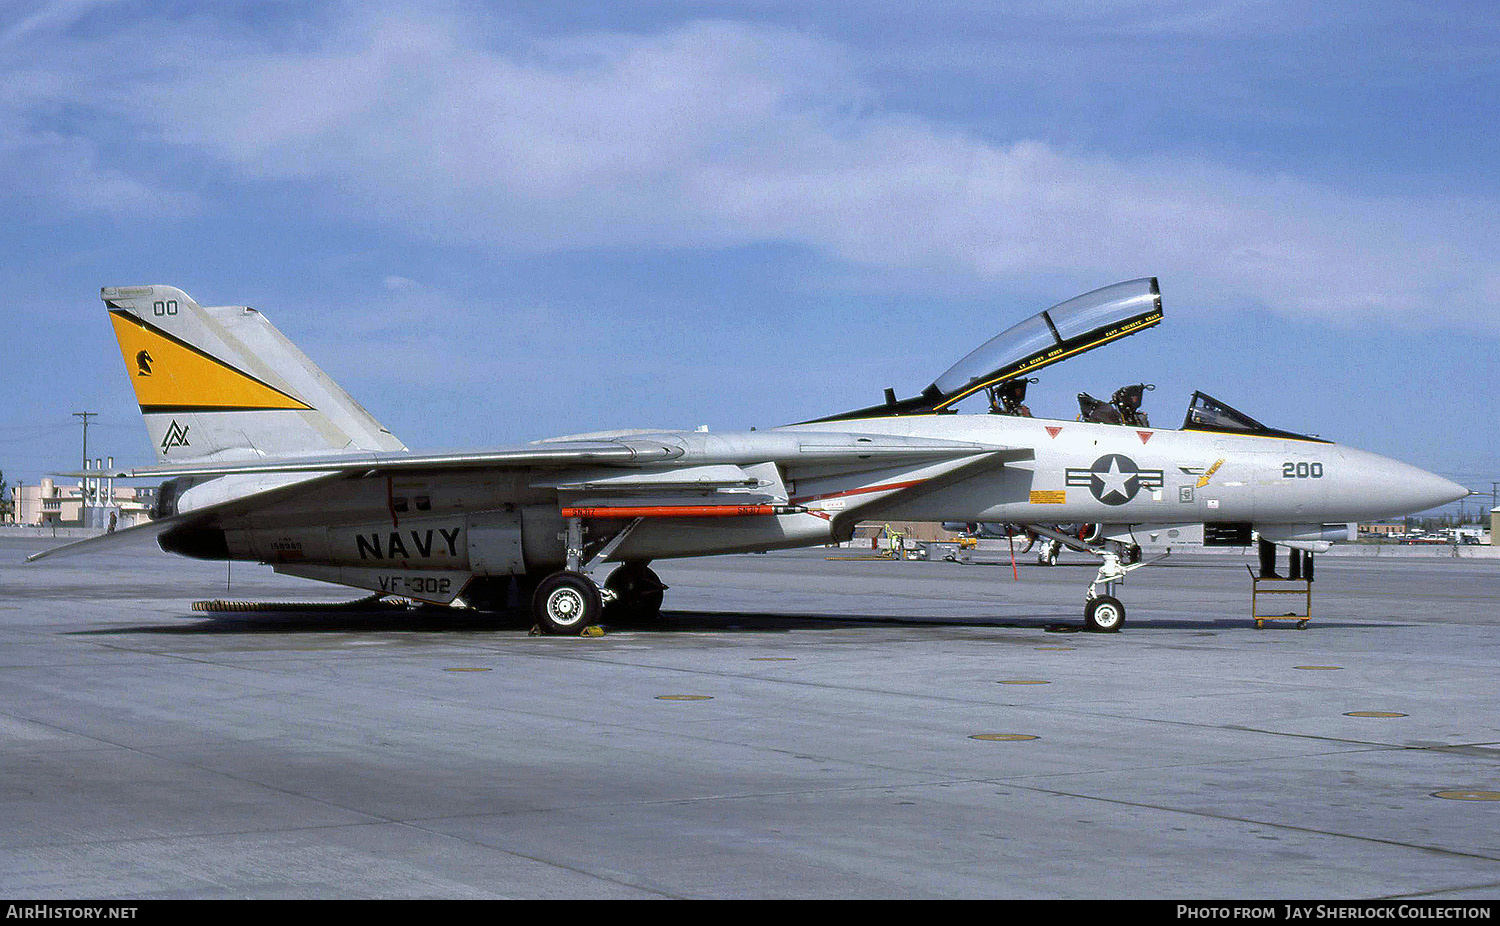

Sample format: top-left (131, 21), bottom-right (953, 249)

top-left (0, 117), bottom-right (194, 215)
top-left (0, 2), bottom-right (197, 217)
top-left (9, 6), bottom-right (1499, 328)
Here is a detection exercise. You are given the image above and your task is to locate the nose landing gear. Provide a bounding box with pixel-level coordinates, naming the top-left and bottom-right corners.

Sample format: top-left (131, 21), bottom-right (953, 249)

top-left (1025, 525), bottom-right (1166, 632)
top-left (1083, 549), bottom-right (1135, 632)
top-left (1085, 594), bottom-right (1126, 633)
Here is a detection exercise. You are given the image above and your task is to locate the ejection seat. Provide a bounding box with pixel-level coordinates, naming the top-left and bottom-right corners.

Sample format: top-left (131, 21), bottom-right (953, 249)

top-left (1111, 382), bottom-right (1154, 427)
top-left (1077, 392), bottom-right (1123, 424)
top-left (988, 377), bottom-right (1037, 417)
top-left (1077, 383), bottom-right (1155, 426)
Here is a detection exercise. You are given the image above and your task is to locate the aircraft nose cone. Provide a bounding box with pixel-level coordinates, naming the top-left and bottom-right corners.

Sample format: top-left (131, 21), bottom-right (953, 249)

top-left (1387, 461), bottom-right (1468, 515)
top-left (1334, 448), bottom-right (1469, 520)
top-left (1414, 470), bottom-right (1468, 512)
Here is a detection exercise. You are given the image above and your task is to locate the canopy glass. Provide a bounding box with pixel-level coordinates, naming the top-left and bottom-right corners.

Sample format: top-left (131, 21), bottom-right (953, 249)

top-left (807, 277), bottom-right (1162, 422)
top-left (1180, 391), bottom-right (1327, 442)
top-left (933, 278), bottom-right (1162, 400)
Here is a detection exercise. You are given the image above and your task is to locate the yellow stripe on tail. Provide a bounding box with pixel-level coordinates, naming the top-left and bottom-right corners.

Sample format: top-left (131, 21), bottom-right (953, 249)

top-left (109, 311), bottom-right (312, 412)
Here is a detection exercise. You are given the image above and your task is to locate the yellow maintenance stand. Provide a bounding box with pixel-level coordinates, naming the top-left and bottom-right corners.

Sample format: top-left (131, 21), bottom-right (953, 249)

top-left (1248, 542), bottom-right (1314, 628)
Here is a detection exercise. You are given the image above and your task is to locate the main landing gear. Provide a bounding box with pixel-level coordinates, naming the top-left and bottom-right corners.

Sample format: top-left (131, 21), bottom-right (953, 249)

top-left (529, 516), bottom-right (669, 635)
top-left (532, 570), bottom-right (601, 634)
top-left (603, 562), bottom-right (667, 625)
top-left (1025, 525), bottom-right (1163, 633)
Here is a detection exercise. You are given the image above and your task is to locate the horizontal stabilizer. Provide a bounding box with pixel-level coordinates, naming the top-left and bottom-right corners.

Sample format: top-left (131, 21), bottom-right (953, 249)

top-left (26, 473), bottom-right (341, 563)
top-left (25, 514), bottom-right (190, 562)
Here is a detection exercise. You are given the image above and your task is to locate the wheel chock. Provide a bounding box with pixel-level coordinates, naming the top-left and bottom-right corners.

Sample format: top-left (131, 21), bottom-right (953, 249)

top-left (528, 623), bottom-right (606, 637)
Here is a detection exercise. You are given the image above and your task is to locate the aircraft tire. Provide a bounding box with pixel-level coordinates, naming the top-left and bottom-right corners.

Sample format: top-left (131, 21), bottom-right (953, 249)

top-left (533, 571), bottom-right (603, 635)
top-left (1084, 596), bottom-right (1125, 633)
top-left (604, 563), bottom-right (666, 625)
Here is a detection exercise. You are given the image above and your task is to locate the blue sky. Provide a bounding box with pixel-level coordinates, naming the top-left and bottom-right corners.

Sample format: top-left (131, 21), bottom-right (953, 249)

top-left (2, 1), bottom-right (1497, 517)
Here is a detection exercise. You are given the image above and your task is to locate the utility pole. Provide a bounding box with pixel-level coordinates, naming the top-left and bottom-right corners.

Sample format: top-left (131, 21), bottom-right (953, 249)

top-left (73, 411), bottom-right (96, 469)
top-left (73, 411), bottom-right (96, 512)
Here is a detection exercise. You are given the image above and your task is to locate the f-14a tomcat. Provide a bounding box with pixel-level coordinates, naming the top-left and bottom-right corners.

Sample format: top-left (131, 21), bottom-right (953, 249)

top-left (31, 279), bottom-right (1465, 633)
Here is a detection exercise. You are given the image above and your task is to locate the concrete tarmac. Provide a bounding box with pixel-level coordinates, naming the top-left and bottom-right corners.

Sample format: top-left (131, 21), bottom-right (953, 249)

top-left (1, 537), bottom-right (1498, 899)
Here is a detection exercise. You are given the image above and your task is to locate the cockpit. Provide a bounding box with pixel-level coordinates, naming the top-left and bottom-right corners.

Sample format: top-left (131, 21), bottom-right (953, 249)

top-left (805, 277), bottom-right (1324, 441)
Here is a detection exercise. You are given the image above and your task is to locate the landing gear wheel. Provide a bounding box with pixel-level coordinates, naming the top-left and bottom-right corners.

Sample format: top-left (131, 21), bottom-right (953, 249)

top-left (1085, 595), bottom-right (1126, 633)
top-left (532, 571), bottom-right (602, 635)
top-left (604, 563), bottom-right (666, 625)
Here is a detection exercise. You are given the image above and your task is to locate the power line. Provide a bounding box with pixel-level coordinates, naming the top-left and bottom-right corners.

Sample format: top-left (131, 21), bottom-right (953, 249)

top-left (0, 424), bottom-right (75, 444)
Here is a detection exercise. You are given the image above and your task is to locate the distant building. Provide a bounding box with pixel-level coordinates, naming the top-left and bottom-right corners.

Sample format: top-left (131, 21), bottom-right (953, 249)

top-left (1493, 508), bottom-right (1499, 546)
top-left (6, 478), bottom-right (155, 529)
top-left (1358, 522), bottom-right (1404, 537)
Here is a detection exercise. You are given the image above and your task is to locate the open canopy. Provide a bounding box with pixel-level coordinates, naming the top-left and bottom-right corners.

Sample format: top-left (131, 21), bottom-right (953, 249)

top-left (810, 277), bottom-right (1162, 422)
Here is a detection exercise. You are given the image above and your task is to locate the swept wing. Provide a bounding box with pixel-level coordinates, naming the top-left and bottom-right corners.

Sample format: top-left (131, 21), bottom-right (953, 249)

top-left (98, 432), bottom-right (1018, 479)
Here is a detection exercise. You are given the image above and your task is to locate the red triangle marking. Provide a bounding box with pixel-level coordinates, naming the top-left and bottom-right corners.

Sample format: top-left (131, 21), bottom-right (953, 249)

top-left (1138, 431), bottom-right (1153, 444)
top-left (1045, 426), bottom-right (1062, 439)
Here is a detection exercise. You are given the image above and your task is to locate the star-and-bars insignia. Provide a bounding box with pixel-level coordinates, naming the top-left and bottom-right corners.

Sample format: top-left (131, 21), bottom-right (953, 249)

top-left (1065, 454), bottom-right (1165, 506)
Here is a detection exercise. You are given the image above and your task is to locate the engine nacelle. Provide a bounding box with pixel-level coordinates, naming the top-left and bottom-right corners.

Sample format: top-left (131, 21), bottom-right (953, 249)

top-left (167, 504), bottom-right (564, 578)
top-left (227, 508), bottom-right (539, 574)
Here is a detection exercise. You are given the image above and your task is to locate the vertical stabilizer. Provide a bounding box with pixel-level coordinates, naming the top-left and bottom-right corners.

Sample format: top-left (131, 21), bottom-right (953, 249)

top-left (102, 285), bottom-right (406, 462)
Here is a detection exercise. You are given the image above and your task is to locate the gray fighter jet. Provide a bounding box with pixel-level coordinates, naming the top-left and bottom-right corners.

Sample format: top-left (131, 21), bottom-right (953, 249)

top-left (32, 279), bottom-right (1464, 633)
